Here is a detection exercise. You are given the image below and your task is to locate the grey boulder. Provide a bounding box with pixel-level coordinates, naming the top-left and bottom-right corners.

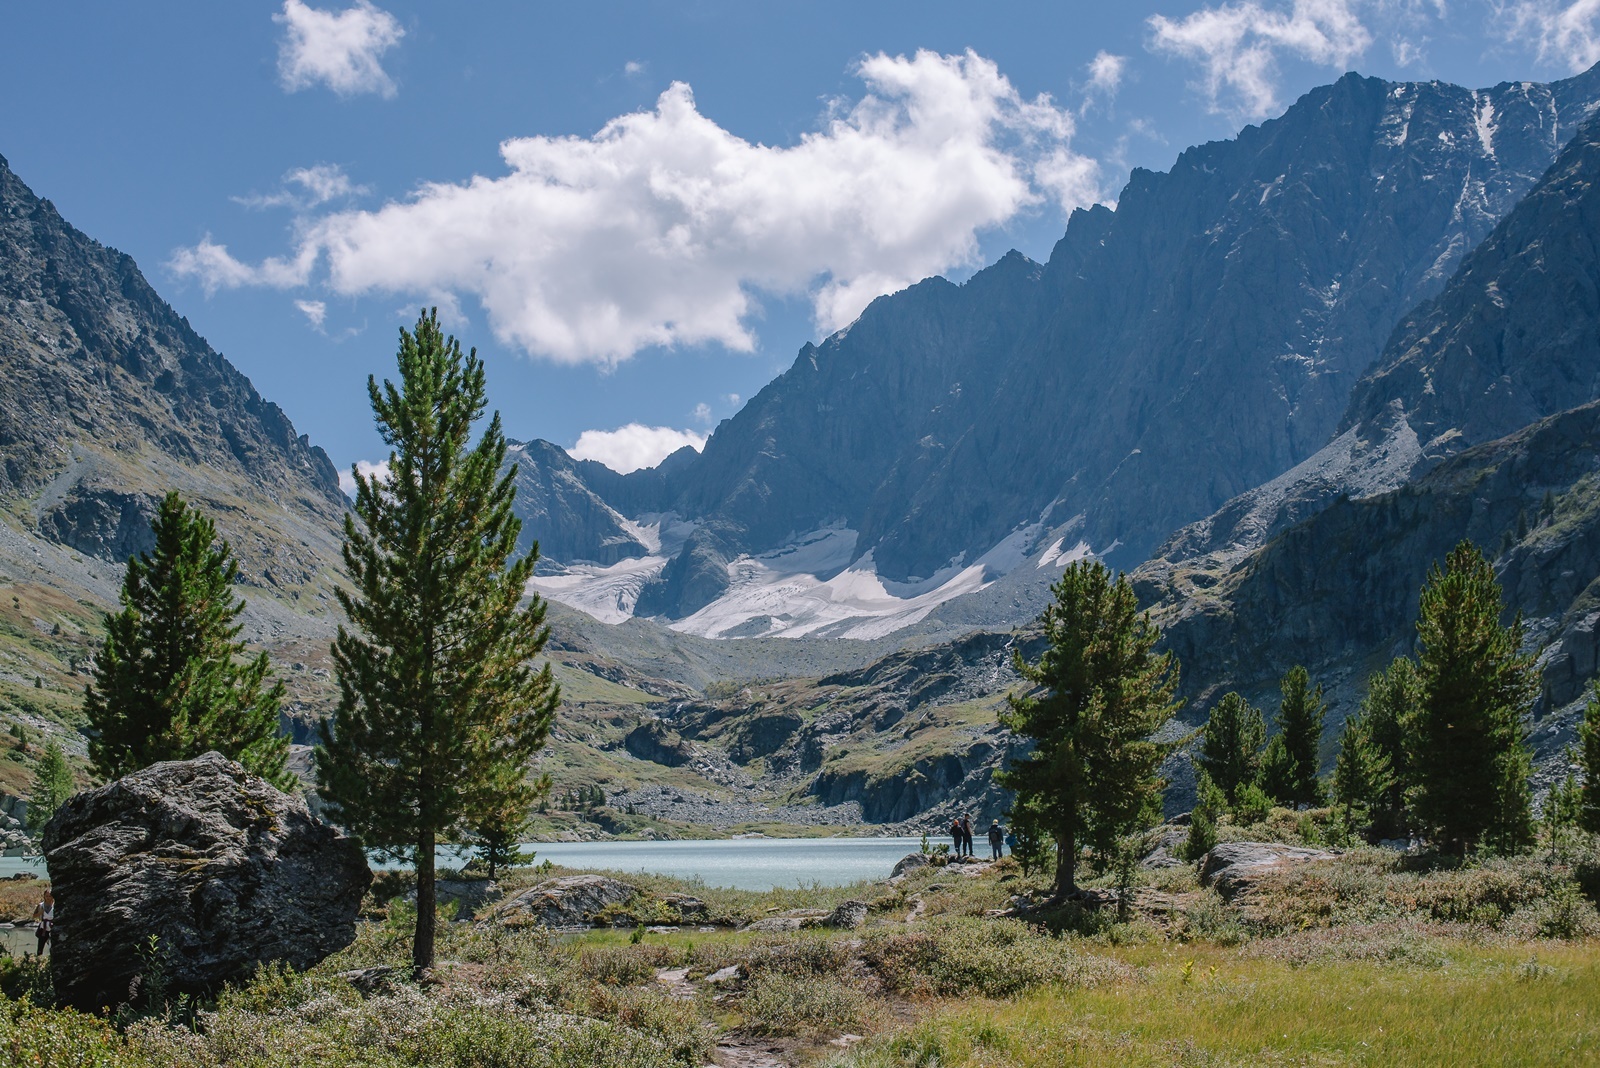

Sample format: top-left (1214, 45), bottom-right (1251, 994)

top-left (491, 874), bottom-right (637, 928)
top-left (825, 900), bottom-right (869, 929)
top-left (890, 853), bottom-right (930, 879)
top-left (42, 752), bottom-right (371, 1012)
top-left (1199, 841), bottom-right (1335, 900)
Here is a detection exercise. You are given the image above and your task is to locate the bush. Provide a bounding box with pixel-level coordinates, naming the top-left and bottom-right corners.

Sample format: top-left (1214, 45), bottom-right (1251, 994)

top-left (0, 951), bottom-right (52, 1004)
top-left (579, 946), bottom-right (658, 987)
top-left (0, 997), bottom-right (147, 1068)
top-left (739, 972), bottom-right (865, 1037)
top-left (862, 917), bottom-right (1125, 998)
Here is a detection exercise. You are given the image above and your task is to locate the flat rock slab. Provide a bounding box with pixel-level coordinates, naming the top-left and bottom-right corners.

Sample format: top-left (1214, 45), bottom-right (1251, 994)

top-left (1199, 841), bottom-right (1335, 900)
top-left (490, 874), bottom-right (637, 928)
top-left (42, 752), bottom-right (370, 1012)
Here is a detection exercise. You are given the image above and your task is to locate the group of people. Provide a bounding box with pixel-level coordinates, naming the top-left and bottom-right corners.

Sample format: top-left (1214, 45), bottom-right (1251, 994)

top-left (949, 813), bottom-right (1005, 860)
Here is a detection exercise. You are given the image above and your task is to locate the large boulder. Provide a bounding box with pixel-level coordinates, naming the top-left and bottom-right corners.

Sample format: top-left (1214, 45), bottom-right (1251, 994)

top-left (490, 874), bottom-right (637, 928)
top-left (42, 752), bottom-right (371, 1012)
top-left (1198, 841), bottom-right (1335, 900)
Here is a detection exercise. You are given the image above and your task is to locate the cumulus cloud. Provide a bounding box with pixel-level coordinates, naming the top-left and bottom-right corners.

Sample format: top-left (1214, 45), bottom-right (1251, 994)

top-left (338, 458), bottom-right (392, 496)
top-left (692, 402), bottom-right (714, 425)
top-left (274, 0), bottom-right (404, 98)
top-left (295, 299), bottom-right (327, 328)
top-left (1501, 0), bottom-right (1600, 72)
top-left (170, 50), bottom-right (1099, 365)
top-left (1148, 0), bottom-right (1373, 117)
top-left (568, 425), bottom-right (706, 473)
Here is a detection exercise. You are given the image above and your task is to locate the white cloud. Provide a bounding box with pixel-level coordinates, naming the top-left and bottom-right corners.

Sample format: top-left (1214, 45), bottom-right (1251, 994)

top-left (1148, 0), bottom-right (1373, 118)
top-left (568, 425), bottom-right (706, 473)
top-left (725, 393), bottom-right (742, 407)
top-left (295, 298), bottom-right (327, 328)
top-left (170, 50), bottom-right (1099, 365)
top-left (692, 402), bottom-right (714, 425)
top-left (237, 164), bottom-right (367, 210)
top-left (338, 458), bottom-right (391, 496)
top-left (274, 0), bottom-right (404, 98)
top-left (1500, 0), bottom-right (1600, 72)
top-left (624, 60), bottom-right (646, 76)
top-left (1086, 51), bottom-right (1128, 97)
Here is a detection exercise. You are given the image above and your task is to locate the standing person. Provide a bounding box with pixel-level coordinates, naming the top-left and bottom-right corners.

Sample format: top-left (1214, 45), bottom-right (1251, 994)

top-left (988, 820), bottom-right (1004, 860)
top-left (948, 816), bottom-right (963, 856)
top-left (31, 889), bottom-right (53, 957)
top-left (961, 814), bottom-right (975, 857)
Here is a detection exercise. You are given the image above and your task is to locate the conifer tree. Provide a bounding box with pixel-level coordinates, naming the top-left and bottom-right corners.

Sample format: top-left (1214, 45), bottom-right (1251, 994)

top-left (1577, 680), bottom-right (1600, 835)
top-left (1196, 692), bottom-right (1266, 805)
top-left (26, 740), bottom-right (75, 834)
top-left (84, 491), bottom-right (291, 788)
top-left (468, 764), bottom-right (538, 881)
top-left (1260, 665), bottom-right (1327, 807)
top-left (316, 310), bottom-right (559, 973)
top-left (1354, 658), bottom-right (1417, 832)
top-left (998, 560), bottom-right (1181, 899)
top-left (1408, 541), bottom-right (1538, 854)
top-left (1331, 709), bottom-right (1390, 830)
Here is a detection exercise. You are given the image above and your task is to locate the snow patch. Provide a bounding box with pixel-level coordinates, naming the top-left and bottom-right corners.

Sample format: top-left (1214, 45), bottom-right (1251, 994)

top-left (1473, 91), bottom-right (1497, 158)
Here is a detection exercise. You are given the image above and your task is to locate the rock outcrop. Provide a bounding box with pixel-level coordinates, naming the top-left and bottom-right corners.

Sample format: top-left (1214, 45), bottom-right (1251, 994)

top-left (490, 874), bottom-right (637, 928)
top-left (41, 752), bottom-right (370, 1012)
top-left (1198, 842), bottom-right (1335, 900)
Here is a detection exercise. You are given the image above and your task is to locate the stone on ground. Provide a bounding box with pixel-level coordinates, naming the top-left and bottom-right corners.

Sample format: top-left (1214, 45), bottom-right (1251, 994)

top-left (490, 874), bottom-right (637, 928)
top-left (1198, 841), bottom-right (1335, 900)
top-left (825, 899), bottom-right (869, 929)
top-left (42, 751), bottom-right (371, 1012)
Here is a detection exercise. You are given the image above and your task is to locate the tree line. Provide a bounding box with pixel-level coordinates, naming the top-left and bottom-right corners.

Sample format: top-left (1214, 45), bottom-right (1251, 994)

top-left (1001, 541), bottom-right (1600, 901)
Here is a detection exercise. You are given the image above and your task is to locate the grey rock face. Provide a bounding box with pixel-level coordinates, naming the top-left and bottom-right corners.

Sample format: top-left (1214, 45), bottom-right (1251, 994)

top-left (1198, 842), bottom-right (1335, 900)
top-left (41, 752), bottom-right (371, 1012)
top-left (825, 900), bottom-right (870, 929)
top-left (623, 721), bottom-right (694, 767)
top-left (491, 874), bottom-right (637, 928)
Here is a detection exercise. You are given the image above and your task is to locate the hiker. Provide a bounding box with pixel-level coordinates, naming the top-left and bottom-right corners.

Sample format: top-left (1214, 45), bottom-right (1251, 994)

top-left (949, 816), bottom-right (963, 855)
top-left (31, 889), bottom-right (53, 957)
top-left (988, 820), bottom-right (1004, 860)
top-left (961, 814), bottom-right (974, 857)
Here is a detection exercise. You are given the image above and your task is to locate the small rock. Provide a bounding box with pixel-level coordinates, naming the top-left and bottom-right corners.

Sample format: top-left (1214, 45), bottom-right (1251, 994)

top-left (338, 966), bottom-right (398, 996)
top-left (707, 965), bottom-right (742, 984)
top-left (825, 900), bottom-right (869, 929)
top-left (830, 1034), bottom-right (865, 1048)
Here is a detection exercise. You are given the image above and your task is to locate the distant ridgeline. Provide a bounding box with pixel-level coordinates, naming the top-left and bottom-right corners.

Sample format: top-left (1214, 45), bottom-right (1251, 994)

top-left (509, 66), bottom-right (1600, 649)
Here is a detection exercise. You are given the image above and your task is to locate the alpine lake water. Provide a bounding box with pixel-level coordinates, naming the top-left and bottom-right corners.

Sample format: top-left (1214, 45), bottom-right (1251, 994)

top-left (0, 836), bottom-right (928, 957)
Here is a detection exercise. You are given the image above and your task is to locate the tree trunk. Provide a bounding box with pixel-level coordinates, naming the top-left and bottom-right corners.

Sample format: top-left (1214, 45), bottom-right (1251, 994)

top-left (1054, 827), bottom-right (1077, 899)
top-left (414, 828), bottom-right (436, 974)
top-left (487, 849), bottom-right (498, 883)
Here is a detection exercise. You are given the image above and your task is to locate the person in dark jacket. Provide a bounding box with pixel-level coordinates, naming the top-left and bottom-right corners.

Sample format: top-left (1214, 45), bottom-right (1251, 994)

top-left (987, 820), bottom-right (1004, 860)
top-left (949, 817), bottom-right (963, 855)
top-left (960, 814), bottom-right (975, 857)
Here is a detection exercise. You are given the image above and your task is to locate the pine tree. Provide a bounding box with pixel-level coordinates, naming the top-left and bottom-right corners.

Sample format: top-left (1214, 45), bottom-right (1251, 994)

top-left (26, 740), bottom-right (75, 834)
top-left (83, 491), bottom-right (291, 788)
top-left (1578, 680), bottom-right (1600, 835)
top-left (998, 560), bottom-right (1181, 899)
top-left (1196, 692), bottom-right (1266, 805)
top-left (1356, 658), bottom-right (1417, 832)
top-left (1260, 665), bottom-right (1327, 807)
top-left (315, 310), bottom-right (560, 973)
top-left (468, 764), bottom-right (538, 881)
top-left (1408, 541), bottom-right (1538, 855)
top-left (1331, 709), bottom-right (1390, 830)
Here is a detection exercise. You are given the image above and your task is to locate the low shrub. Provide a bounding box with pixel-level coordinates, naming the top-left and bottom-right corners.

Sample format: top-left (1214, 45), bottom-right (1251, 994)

top-left (739, 972), bottom-right (865, 1037)
top-left (862, 917), bottom-right (1126, 998)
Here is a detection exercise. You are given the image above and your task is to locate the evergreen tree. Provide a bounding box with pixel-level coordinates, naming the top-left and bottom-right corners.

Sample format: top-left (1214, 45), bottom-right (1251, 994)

top-left (26, 740), bottom-right (74, 834)
top-left (1260, 666), bottom-right (1327, 807)
top-left (1355, 658), bottom-right (1417, 833)
top-left (998, 560), bottom-right (1181, 899)
top-left (316, 310), bottom-right (560, 973)
top-left (1578, 680), bottom-right (1600, 835)
top-left (1407, 541), bottom-right (1538, 855)
top-left (468, 766), bottom-right (538, 881)
top-left (1196, 692), bottom-right (1266, 805)
top-left (84, 491), bottom-right (291, 788)
top-left (1331, 709), bottom-right (1391, 831)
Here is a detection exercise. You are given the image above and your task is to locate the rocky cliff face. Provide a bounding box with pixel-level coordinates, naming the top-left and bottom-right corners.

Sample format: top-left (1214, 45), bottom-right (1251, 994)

top-left (0, 153), bottom-right (347, 588)
top-left (512, 67), bottom-right (1600, 635)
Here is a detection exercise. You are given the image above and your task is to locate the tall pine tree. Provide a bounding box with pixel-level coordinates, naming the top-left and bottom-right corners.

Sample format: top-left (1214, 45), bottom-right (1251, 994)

top-left (998, 560), bottom-right (1180, 899)
top-left (1261, 665), bottom-right (1327, 807)
top-left (316, 310), bottom-right (559, 973)
top-left (84, 491), bottom-right (291, 788)
top-left (26, 740), bottom-right (75, 834)
top-left (1408, 541), bottom-right (1538, 854)
top-left (1577, 680), bottom-right (1600, 835)
top-left (1196, 691), bottom-right (1266, 805)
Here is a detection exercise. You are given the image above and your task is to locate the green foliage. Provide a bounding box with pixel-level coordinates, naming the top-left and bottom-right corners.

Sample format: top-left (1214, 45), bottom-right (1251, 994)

top-left (998, 561), bottom-right (1181, 897)
top-left (83, 491), bottom-right (291, 788)
top-left (1333, 659), bottom-right (1417, 840)
top-left (1579, 681), bottom-right (1600, 835)
top-left (0, 949), bottom-right (53, 1003)
top-left (1184, 772), bottom-right (1222, 862)
top-left (862, 917), bottom-right (1125, 998)
top-left (1260, 666), bottom-right (1327, 807)
top-left (466, 771), bottom-right (539, 881)
top-left (25, 739), bottom-right (74, 834)
top-left (1542, 769), bottom-right (1585, 861)
top-left (1233, 781), bottom-right (1273, 825)
top-left (740, 972), bottom-right (866, 1036)
top-left (1407, 542), bottom-right (1538, 855)
top-left (1197, 692), bottom-right (1265, 805)
top-left (316, 310), bottom-right (561, 972)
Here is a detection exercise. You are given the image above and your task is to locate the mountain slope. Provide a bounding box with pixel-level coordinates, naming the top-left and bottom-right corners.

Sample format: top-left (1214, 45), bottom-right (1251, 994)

top-left (515, 67), bottom-right (1600, 639)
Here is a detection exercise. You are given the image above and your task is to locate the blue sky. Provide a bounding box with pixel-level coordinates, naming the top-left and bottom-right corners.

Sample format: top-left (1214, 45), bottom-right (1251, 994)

top-left (4, 1), bottom-right (1596, 480)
